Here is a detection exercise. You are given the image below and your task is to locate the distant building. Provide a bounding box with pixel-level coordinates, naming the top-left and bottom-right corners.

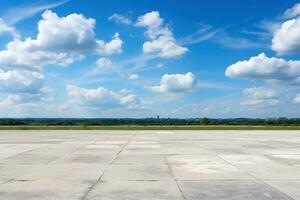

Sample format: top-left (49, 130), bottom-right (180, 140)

top-left (157, 115), bottom-right (160, 120)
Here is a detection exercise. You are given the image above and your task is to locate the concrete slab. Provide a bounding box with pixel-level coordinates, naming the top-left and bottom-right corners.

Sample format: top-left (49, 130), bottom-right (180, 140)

top-left (178, 181), bottom-right (293, 200)
top-left (85, 181), bottom-right (184, 200)
top-left (0, 164), bottom-right (44, 180)
top-left (238, 164), bottom-right (300, 180)
top-left (219, 154), bottom-right (276, 165)
top-left (0, 180), bottom-right (91, 200)
top-left (0, 130), bottom-right (299, 199)
top-left (17, 164), bottom-right (106, 181)
top-left (167, 155), bottom-right (228, 165)
top-left (54, 153), bottom-right (115, 164)
top-left (266, 181), bottom-right (300, 200)
top-left (2, 152), bottom-right (61, 165)
top-left (114, 154), bottom-right (166, 164)
top-left (171, 164), bottom-right (253, 180)
top-left (267, 154), bottom-right (300, 166)
top-left (102, 164), bottom-right (173, 181)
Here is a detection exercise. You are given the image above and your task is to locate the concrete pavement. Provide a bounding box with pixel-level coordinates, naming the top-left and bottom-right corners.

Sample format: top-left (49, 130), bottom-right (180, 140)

top-left (0, 130), bottom-right (299, 199)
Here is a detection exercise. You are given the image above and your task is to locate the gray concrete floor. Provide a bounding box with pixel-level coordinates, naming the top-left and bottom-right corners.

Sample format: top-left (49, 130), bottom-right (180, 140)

top-left (0, 130), bottom-right (299, 200)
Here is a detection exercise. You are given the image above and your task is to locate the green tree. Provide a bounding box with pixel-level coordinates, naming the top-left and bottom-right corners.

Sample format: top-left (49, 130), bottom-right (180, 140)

top-left (200, 117), bottom-right (209, 125)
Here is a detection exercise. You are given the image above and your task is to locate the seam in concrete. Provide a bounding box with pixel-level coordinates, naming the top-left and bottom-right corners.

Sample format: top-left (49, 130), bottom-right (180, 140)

top-left (217, 154), bottom-right (296, 200)
top-left (155, 131), bottom-right (186, 200)
top-left (259, 181), bottom-right (296, 200)
top-left (45, 144), bottom-right (91, 165)
top-left (80, 134), bottom-right (135, 200)
top-left (0, 179), bottom-right (14, 186)
top-left (1, 145), bottom-right (46, 161)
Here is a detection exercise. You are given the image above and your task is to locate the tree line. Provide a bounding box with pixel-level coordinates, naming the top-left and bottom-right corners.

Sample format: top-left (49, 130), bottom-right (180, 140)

top-left (0, 117), bottom-right (299, 126)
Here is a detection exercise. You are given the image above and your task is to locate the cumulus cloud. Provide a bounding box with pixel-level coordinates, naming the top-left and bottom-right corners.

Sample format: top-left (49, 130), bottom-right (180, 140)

top-left (88, 57), bottom-right (120, 75)
top-left (0, 70), bottom-right (44, 93)
top-left (96, 57), bottom-right (116, 70)
top-left (0, 10), bottom-right (123, 71)
top-left (109, 13), bottom-right (132, 25)
top-left (271, 2), bottom-right (300, 54)
top-left (149, 72), bottom-right (196, 93)
top-left (136, 11), bottom-right (163, 31)
top-left (28, 10), bottom-right (122, 55)
top-left (243, 87), bottom-right (278, 99)
top-left (0, 18), bottom-right (19, 38)
top-left (225, 53), bottom-right (300, 84)
top-left (66, 85), bottom-right (141, 108)
top-left (272, 17), bottom-right (300, 54)
top-left (293, 94), bottom-right (300, 103)
top-left (136, 11), bottom-right (187, 58)
top-left (0, 46), bottom-right (74, 71)
top-left (0, 91), bottom-right (53, 106)
top-left (241, 87), bottom-right (280, 107)
top-left (0, 94), bottom-right (22, 106)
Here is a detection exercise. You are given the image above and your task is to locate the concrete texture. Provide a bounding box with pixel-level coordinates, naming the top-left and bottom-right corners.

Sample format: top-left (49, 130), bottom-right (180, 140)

top-left (0, 130), bottom-right (299, 200)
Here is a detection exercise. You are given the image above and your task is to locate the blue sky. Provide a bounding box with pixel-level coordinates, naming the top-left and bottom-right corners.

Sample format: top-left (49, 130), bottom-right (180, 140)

top-left (0, 0), bottom-right (300, 118)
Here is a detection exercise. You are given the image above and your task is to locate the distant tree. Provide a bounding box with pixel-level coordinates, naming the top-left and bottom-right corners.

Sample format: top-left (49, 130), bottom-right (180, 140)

top-left (200, 117), bottom-right (210, 125)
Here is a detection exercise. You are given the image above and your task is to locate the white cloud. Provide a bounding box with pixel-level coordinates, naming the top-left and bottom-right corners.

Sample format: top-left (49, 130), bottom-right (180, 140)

top-left (243, 87), bottom-right (277, 99)
top-left (136, 11), bottom-right (163, 31)
top-left (109, 14), bottom-right (132, 25)
top-left (225, 53), bottom-right (300, 84)
top-left (97, 33), bottom-right (123, 55)
top-left (240, 99), bottom-right (280, 107)
top-left (0, 45), bottom-right (74, 71)
top-left (66, 85), bottom-right (141, 108)
top-left (293, 94), bottom-right (300, 103)
top-left (88, 57), bottom-right (119, 75)
top-left (272, 17), bottom-right (300, 54)
top-left (241, 87), bottom-right (280, 107)
top-left (0, 18), bottom-right (19, 38)
top-left (31, 10), bottom-right (122, 55)
top-left (0, 83), bottom-right (54, 110)
top-left (0, 94), bottom-right (22, 106)
top-left (283, 3), bottom-right (300, 19)
top-left (96, 57), bottom-right (115, 70)
top-left (156, 63), bottom-right (164, 68)
top-left (0, 10), bottom-right (123, 71)
top-left (136, 11), bottom-right (187, 58)
top-left (149, 72), bottom-right (197, 93)
top-left (0, 69), bottom-right (44, 93)
top-left (129, 74), bottom-right (139, 80)
top-left (0, 92), bottom-right (53, 106)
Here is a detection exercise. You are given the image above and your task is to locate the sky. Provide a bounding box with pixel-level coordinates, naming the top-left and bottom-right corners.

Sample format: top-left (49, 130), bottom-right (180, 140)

top-left (0, 0), bottom-right (300, 118)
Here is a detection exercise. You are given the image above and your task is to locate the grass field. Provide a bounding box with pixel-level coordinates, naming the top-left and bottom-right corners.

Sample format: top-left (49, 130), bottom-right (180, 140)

top-left (0, 125), bottom-right (300, 130)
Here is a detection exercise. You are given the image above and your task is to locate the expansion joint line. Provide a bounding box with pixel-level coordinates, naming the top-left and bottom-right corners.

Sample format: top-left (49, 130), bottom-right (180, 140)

top-left (80, 133), bottom-right (134, 200)
top-left (154, 131), bottom-right (186, 200)
top-left (216, 154), bottom-right (296, 200)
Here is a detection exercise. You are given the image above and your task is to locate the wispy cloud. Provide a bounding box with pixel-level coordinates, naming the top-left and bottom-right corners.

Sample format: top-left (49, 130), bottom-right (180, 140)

top-left (2, 0), bottom-right (70, 25)
top-left (215, 32), bottom-right (265, 49)
top-left (180, 23), bottom-right (266, 49)
top-left (179, 24), bottom-right (220, 45)
top-left (196, 80), bottom-right (239, 91)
